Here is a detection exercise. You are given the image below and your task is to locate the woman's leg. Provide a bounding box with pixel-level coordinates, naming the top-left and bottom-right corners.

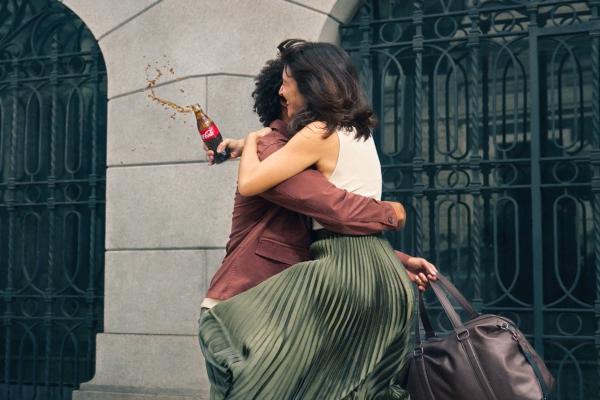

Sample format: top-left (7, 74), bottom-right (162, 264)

top-left (198, 307), bottom-right (232, 400)
top-left (197, 235), bottom-right (414, 399)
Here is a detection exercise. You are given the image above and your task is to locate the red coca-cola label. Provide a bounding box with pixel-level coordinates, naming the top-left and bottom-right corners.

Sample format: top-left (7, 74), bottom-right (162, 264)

top-left (199, 124), bottom-right (220, 142)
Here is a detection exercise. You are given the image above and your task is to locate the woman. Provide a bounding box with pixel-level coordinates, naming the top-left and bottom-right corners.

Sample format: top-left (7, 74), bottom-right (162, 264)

top-left (199, 40), bottom-right (433, 399)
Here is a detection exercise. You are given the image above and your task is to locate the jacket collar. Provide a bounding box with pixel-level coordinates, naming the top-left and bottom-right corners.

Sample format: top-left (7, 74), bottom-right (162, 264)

top-left (268, 119), bottom-right (289, 138)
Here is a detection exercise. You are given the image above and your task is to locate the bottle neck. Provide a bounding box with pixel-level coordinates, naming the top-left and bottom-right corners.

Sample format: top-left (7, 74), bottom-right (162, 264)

top-left (194, 112), bottom-right (213, 130)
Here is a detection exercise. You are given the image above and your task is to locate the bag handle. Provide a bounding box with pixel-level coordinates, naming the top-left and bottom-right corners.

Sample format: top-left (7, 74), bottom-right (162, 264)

top-left (434, 274), bottom-right (479, 320)
top-left (413, 290), bottom-right (425, 348)
top-left (429, 273), bottom-right (479, 329)
top-left (413, 277), bottom-right (445, 347)
top-left (413, 290), bottom-right (436, 347)
top-left (414, 273), bottom-right (480, 347)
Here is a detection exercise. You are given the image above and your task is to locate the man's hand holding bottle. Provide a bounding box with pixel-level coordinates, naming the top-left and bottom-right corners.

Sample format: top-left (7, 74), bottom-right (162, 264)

top-left (204, 138), bottom-right (244, 165)
top-left (203, 127), bottom-right (272, 165)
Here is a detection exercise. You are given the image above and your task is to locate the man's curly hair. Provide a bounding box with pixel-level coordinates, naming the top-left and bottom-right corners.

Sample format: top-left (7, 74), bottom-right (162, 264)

top-left (252, 58), bottom-right (284, 127)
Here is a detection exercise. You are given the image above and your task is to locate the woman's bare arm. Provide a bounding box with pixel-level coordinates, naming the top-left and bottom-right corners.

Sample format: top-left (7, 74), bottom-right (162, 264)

top-left (238, 122), bottom-right (329, 196)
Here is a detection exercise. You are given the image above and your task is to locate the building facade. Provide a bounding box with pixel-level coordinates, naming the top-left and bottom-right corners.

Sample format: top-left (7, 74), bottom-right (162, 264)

top-left (0, 1), bottom-right (599, 400)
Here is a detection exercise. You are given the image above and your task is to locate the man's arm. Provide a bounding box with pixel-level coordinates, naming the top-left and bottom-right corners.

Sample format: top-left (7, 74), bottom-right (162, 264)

top-left (255, 133), bottom-right (404, 235)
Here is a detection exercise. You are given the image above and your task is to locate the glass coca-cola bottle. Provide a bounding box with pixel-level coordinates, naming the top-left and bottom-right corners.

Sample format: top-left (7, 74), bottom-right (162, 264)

top-left (192, 104), bottom-right (230, 164)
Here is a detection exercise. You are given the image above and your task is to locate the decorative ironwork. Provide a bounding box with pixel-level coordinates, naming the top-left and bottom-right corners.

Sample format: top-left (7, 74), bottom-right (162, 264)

top-left (342, 1), bottom-right (600, 398)
top-left (0, 1), bottom-right (107, 399)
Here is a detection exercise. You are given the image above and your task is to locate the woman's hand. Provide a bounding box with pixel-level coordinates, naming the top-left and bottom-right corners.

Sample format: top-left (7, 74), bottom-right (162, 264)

top-left (204, 138), bottom-right (245, 165)
top-left (403, 257), bottom-right (438, 292)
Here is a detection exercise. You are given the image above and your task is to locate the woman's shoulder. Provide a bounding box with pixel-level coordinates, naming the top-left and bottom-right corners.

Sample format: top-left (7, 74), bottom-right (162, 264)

top-left (282, 121), bottom-right (337, 164)
top-left (291, 121), bottom-right (332, 144)
top-left (302, 121), bottom-right (329, 137)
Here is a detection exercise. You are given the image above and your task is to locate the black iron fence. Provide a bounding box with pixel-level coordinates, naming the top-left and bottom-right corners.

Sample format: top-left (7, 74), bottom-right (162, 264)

top-left (0, 1), bottom-right (107, 399)
top-left (342, 1), bottom-right (600, 398)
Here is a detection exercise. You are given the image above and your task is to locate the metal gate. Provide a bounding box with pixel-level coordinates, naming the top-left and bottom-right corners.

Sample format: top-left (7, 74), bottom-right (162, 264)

top-left (342, 1), bottom-right (600, 398)
top-left (0, 0), bottom-right (107, 399)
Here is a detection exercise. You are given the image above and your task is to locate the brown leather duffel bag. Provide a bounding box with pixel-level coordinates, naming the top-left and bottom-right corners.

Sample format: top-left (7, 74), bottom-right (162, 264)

top-left (403, 273), bottom-right (555, 400)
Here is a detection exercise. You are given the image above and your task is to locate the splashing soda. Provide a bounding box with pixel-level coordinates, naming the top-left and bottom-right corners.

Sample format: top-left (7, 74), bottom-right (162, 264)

top-left (145, 62), bottom-right (230, 163)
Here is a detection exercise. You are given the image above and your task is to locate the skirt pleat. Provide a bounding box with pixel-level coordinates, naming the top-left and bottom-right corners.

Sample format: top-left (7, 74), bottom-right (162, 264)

top-left (198, 234), bottom-right (415, 400)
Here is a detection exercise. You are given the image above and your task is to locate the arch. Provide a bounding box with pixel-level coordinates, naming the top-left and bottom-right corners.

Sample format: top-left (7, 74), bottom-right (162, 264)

top-left (318, 0), bottom-right (363, 42)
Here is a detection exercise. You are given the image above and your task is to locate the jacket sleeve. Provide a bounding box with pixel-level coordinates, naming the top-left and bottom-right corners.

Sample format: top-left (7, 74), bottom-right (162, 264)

top-left (254, 134), bottom-right (400, 235)
top-left (394, 250), bottom-right (411, 266)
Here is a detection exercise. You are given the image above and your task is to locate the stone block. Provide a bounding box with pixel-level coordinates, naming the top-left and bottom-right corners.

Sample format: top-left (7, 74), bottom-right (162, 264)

top-left (74, 389), bottom-right (206, 400)
top-left (97, 0), bottom-right (329, 98)
top-left (104, 250), bottom-right (214, 335)
top-left (62, 0), bottom-right (160, 39)
top-left (105, 162), bottom-right (237, 249)
top-left (76, 334), bottom-right (209, 396)
top-left (206, 75), bottom-right (262, 139)
top-left (107, 77), bottom-right (207, 167)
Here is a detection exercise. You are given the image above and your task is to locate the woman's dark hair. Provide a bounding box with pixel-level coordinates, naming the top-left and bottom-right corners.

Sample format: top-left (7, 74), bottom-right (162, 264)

top-left (277, 39), bottom-right (377, 140)
top-left (252, 58), bottom-right (284, 126)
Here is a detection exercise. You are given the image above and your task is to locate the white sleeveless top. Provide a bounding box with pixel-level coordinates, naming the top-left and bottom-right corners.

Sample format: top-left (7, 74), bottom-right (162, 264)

top-left (313, 127), bottom-right (382, 230)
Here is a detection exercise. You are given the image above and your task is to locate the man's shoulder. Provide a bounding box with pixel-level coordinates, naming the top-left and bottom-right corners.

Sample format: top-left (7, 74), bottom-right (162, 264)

top-left (258, 131), bottom-right (288, 147)
top-left (257, 120), bottom-right (289, 157)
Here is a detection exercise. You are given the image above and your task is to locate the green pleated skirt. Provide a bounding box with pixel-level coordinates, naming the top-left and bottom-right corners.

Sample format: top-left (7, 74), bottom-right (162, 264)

top-left (198, 234), bottom-right (415, 400)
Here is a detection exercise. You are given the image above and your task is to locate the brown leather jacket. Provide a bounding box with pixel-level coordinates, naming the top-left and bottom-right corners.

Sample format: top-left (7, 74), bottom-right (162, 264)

top-left (206, 120), bottom-right (401, 300)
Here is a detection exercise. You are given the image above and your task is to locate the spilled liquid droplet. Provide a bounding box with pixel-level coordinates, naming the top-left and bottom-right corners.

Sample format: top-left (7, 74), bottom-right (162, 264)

top-left (145, 63), bottom-right (193, 115)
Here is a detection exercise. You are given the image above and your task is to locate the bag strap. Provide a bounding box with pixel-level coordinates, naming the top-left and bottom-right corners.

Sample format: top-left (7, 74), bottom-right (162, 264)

top-left (412, 288), bottom-right (422, 346)
top-left (418, 291), bottom-right (436, 338)
top-left (459, 334), bottom-right (499, 400)
top-left (413, 289), bottom-right (436, 349)
top-left (516, 338), bottom-right (553, 399)
top-left (416, 352), bottom-right (437, 399)
top-left (411, 288), bottom-right (437, 400)
top-left (414, 272), bottom-right (479, 344)
top-left (435, 274), bottom-right (479, 320)
top-left (429, 273), bottom-right (480, 330)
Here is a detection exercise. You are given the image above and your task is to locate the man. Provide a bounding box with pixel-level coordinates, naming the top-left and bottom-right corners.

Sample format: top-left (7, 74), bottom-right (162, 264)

top-left (201, 58), bottom-right (436, 310)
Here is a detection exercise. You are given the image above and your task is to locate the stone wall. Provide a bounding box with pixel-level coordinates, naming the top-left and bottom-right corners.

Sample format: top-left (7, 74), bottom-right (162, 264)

top-left (58, 0), bottom-right (360, 398)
